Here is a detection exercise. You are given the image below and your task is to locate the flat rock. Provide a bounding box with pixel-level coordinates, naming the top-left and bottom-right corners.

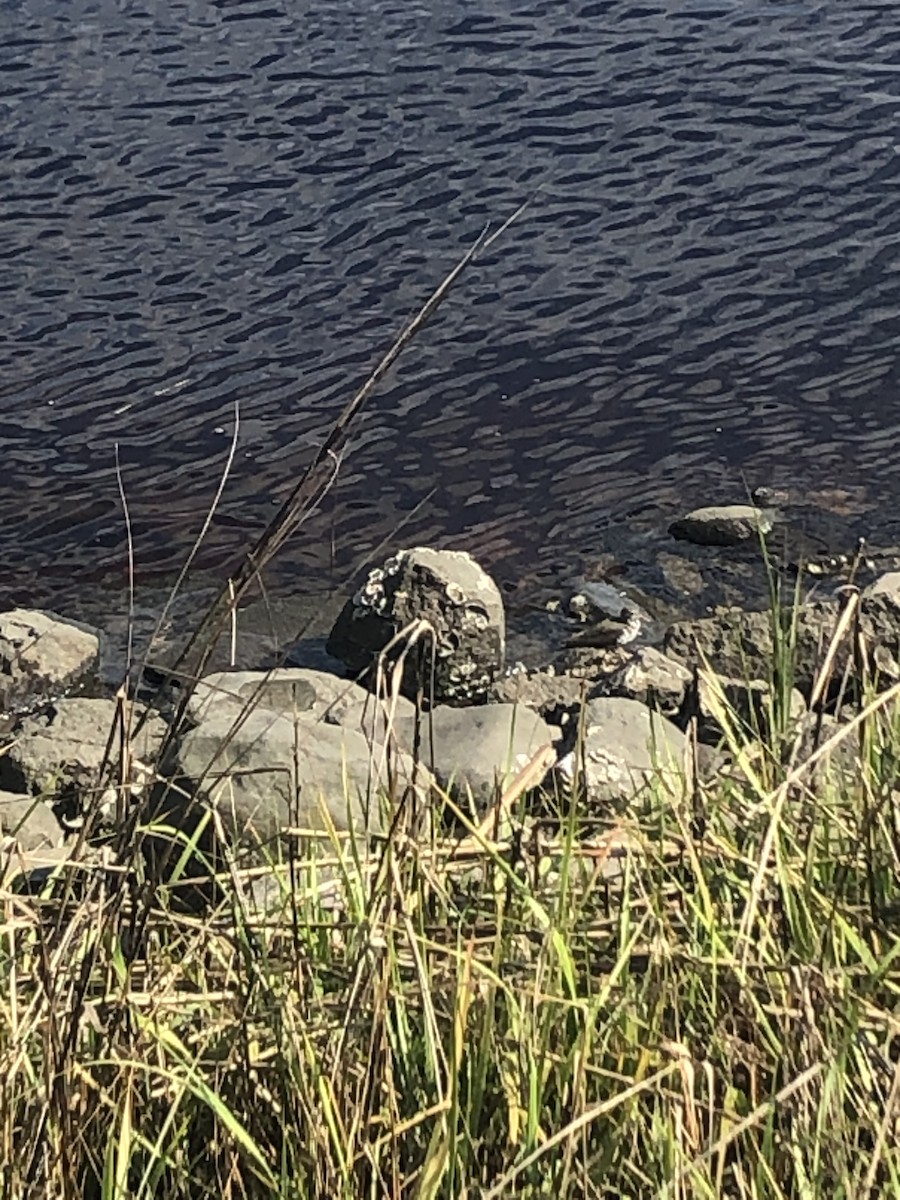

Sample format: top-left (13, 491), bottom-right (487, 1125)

top-left (558, 696), bottom-right (688, 806)
top-left (669, 505), bottom-right (774, 547)
top-left (327, 547), bottom-right (505, 704)
top-left (1, 698), bottom-right (167, 800)
top-left (188, 667), bottom-right (417, 742)
top-left (420, 703), bottom-right (557, 809)
top-left (0, 792), bottom-right (63, 849)
top-left (0, 609), bottom-right (99, 707)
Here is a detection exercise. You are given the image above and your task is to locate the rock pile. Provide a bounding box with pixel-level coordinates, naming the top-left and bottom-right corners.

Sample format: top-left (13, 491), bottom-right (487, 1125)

top-left (3, 529), bottom-right (898, 907)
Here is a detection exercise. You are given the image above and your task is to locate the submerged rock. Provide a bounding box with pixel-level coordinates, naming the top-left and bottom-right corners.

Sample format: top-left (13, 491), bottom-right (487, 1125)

top-left (327, 547), bottom-right (505, 704)
top-left (669, 504), bottom-right (774, 547)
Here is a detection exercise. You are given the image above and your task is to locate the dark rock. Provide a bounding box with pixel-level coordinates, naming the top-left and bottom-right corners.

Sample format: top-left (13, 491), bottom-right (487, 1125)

top-left (694, 675), bottom-right (806, 745)
top-left (790, 711), bottom-right (860, 791)
top-left (327, 547), bottom-right (505, 704)
top-left (552, 641), bottom-right (633, 683)
top-left (665, 593), bottom-right (900, 697)
top-left (669, 505), bottom-right (774, 547)
top-left (490, 666), bottom-right (587, 717)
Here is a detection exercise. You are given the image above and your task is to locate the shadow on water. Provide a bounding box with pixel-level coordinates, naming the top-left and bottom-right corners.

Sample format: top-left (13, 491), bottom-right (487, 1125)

top-left (3, 0), bottom-right (900, 648)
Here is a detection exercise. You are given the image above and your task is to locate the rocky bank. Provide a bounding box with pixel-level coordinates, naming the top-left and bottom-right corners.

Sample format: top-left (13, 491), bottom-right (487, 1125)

top-left (4, 502), bottom-right (900, 906)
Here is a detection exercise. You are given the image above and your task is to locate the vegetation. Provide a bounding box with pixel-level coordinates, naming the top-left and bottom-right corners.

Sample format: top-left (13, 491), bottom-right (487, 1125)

top-left (2, 586), bottom-right (900, 1198)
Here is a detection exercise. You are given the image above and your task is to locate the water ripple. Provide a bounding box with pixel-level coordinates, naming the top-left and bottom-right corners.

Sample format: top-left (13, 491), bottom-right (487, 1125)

top-left (1, 0), bottom-right (899, 621)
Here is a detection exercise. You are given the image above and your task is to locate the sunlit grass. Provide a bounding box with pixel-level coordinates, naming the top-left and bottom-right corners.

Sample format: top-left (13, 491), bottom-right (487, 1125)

top-left (3, 588), bottom-right (900, 1199)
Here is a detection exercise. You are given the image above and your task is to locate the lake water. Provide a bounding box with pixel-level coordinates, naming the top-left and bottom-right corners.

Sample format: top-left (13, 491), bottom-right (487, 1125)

top-left (3, 0), bottom-right (900, 639)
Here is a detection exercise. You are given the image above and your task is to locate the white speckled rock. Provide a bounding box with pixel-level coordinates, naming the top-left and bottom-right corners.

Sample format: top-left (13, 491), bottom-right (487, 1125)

top-left (557, 697), bottom-right (688, 806)
top-left (326, 547), bottom-right (505, 703)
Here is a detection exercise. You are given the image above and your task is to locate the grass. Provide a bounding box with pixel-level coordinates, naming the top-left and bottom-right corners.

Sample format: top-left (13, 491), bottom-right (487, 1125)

top-left (3, 583), bottom-right (900, 1198)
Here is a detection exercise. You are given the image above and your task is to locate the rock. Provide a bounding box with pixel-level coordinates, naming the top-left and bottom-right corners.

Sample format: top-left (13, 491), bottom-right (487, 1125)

top-left (552, 642), bottom-right (634, 683)
top-left (420, 703), bottom-right (557, 810)
top-left (1, 845), bottom-right (75, 893)
top-left (694, 675), bottom-right (806, 745)
top-left (150, 710), bottom-right (432, 891)
top-left (0, 609), bottom-right (99, 707)
top-left (597, 646), bottom-right (692, 717)
top-left (188, 667), bottom-right (417, 742)
top-left (790, 712), bottom-right (860, 790)
top-left (669, 505), bottom-right (774, 547)
top-left (489, 666), bottom-right (587, 718)
top-left (865, 572), bottom-right (900, 601)
top-left (665, 607), bottom-right (774, 682)
top-left (326, 547), bottom-right (505, 704)
top-left (557, 697), bottom-right (688, 806)
top-left (665, 594), bottom-right (900, 697)
top-left (566, 580), bottom-right (649, 647)
top-left (0, 792), bottom-right (63, 849)
top-left (657, 552), bottom-right (705, 598)
top-left (1, 698), bottom-right (167, 802)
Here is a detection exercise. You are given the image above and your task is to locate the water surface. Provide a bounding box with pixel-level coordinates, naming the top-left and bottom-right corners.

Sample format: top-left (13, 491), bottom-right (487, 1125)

top-left (2, 0), bottom-right (900, 642)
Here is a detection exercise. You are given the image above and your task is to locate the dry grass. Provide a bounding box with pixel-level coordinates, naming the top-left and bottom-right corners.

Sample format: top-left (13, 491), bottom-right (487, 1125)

top-left (3, 610), bottom-right (900, 1199)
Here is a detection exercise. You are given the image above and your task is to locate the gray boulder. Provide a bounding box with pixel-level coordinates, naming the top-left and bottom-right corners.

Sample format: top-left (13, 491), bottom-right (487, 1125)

top-left (1, 698), bottom-right (166, 800)
top-left (150, 710), bottom-right (432, 886)
top-left (327, 547), bottom-right (505, 703)
top-left (669, 505), bottom-right (774, 547)
top-left (420, 703), bottom-right (557, 810)
top-left (0, 609), bottom-right (99, 706)
top-left (188, 667), bottom-right (417, 743)
top-left (558, 697), bottom-right (688, 806)
top-left (0, 792), bottom-right (63, 850)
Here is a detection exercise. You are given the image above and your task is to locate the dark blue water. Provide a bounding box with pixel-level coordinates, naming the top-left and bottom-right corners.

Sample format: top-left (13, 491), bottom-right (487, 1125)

top-left (3, 0), bottom-right (900, 626)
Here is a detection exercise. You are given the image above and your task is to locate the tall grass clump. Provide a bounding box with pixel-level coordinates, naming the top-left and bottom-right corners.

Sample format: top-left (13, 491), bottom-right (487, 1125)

top-left (3, 576), bottom-right (900, 1198)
